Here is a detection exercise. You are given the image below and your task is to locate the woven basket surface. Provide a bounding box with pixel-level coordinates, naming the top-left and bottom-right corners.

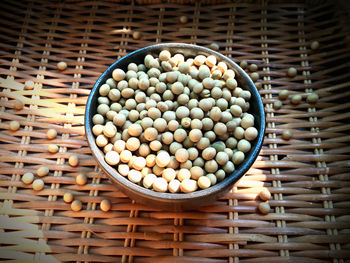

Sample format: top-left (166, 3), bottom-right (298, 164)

top-left (1, 0), bottom-right (350, 262)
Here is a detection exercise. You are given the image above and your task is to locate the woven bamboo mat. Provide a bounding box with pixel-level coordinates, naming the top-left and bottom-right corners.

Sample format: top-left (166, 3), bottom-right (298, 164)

top-left (0, 0), bottom-right (350, 262)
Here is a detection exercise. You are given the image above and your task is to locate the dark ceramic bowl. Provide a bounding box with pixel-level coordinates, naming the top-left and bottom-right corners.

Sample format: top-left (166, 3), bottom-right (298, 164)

top-left (85, 43), bottom-right (265, 211)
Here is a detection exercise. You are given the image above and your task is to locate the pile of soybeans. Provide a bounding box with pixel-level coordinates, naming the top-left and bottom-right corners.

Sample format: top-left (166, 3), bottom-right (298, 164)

top-left (91, 50), bottom-right (258, 193)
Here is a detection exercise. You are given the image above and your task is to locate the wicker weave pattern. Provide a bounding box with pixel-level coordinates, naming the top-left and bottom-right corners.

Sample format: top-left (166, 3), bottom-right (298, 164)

top-left (0, 0), bottom-right (350, 262)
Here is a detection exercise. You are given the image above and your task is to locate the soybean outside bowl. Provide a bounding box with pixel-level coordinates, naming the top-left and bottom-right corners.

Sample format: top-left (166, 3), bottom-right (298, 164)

top-left (85, 43), bottom-right (265, 211)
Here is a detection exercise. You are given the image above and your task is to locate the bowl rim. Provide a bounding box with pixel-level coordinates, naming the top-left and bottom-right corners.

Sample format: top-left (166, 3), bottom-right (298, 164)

top-left (85, 43), bottom-right (265, 201)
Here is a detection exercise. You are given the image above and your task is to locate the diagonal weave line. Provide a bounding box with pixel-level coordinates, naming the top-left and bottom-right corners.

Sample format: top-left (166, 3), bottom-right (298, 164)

top-left (0, 2), bottom-right (58, 261)
top-left (298, 7), bottom-right (344, 263)
top-left (155, 4), bottom-right (164, 44)
top-left (170, 4), bottom-right (180, 257)
top-left (34, 4), bottom-right (66, 262)
top-left (121, 3), bottom-right (141, 263)
top-left (177, 1), bottom-right (202, 258)
top-left (226, 4), bottom-right (239, 263)
top-left (76, 2), bottom-right (102, 263)
top-left (260, 4), bottom-right (290, 259)
top-left (1, 2), bottom-right (31, 201)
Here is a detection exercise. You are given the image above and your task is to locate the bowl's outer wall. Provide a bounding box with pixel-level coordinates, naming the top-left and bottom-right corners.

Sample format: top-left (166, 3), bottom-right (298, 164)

top-left (85, 43), bottom-right (265, 211)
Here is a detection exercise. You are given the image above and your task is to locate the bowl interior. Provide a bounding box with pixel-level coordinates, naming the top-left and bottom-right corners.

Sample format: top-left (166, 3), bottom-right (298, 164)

top-left (85, 43), bottom-right (265, 207)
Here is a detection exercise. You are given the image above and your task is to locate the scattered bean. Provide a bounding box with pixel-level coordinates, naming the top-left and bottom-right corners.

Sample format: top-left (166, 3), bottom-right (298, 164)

top-left (100, 199), bottom-right (111, 212)
top-left (287, 67), bottom-right (297, 77)
top-left (259, 188), bottom-right (271, 201)
top-left (14, 99), bottom-right (24, 110)
top-left (306, 93), bottom-right (319, 104)
top-left (71, 200), bottom-right (83, 212)
top-left (132, 31), bottom-right (142, 40)
top-left (240, 60), bottom-right (248, 69)
top-left (76, 173), bottom-right (88, 186)
top-left (273, 100), bottom-right (282, 110)
top-left (32, 179), bottom-right (44, 191)
top-left (47, 129), bottom-right (57, 139)
top-left (63, 192), bottom-right (74, 203)
top-left (57, 61), bottom-right (67, 71)
top-left (48, 144), bottom-right (59, 153)
top-left (68, 155), bottom-right (79, 167)
top-left (22, 172), bottom-right (34, 185)
top-left (311, 41), bottom-right (319, 50)
top-left (37, 166), bottom-right (49, 177)
top-left (250, 72), bottom-right (259, 82)
top-left (291, 94), bottom-right (302, 105)
top-left (279, 89), bottom-right (289, 100)
top-left (209, 43), bottom-right (219, 51)
top-left (24, 80), bottom-right (35, 90)
top-left (282, 129), bottom-right (293, 140)
top-left (9, 121), bottom-right (20, 131)
top-left (249, 64), bottom-right (258, 72)
top-left (258, 202), bottom-right (270, 214)
top-left (179, 15), bottom-right (188, 24)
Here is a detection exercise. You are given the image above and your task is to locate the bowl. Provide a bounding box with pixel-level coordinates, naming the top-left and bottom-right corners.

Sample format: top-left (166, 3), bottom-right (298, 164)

top-left (85, 43), bottom-right (265, 211)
